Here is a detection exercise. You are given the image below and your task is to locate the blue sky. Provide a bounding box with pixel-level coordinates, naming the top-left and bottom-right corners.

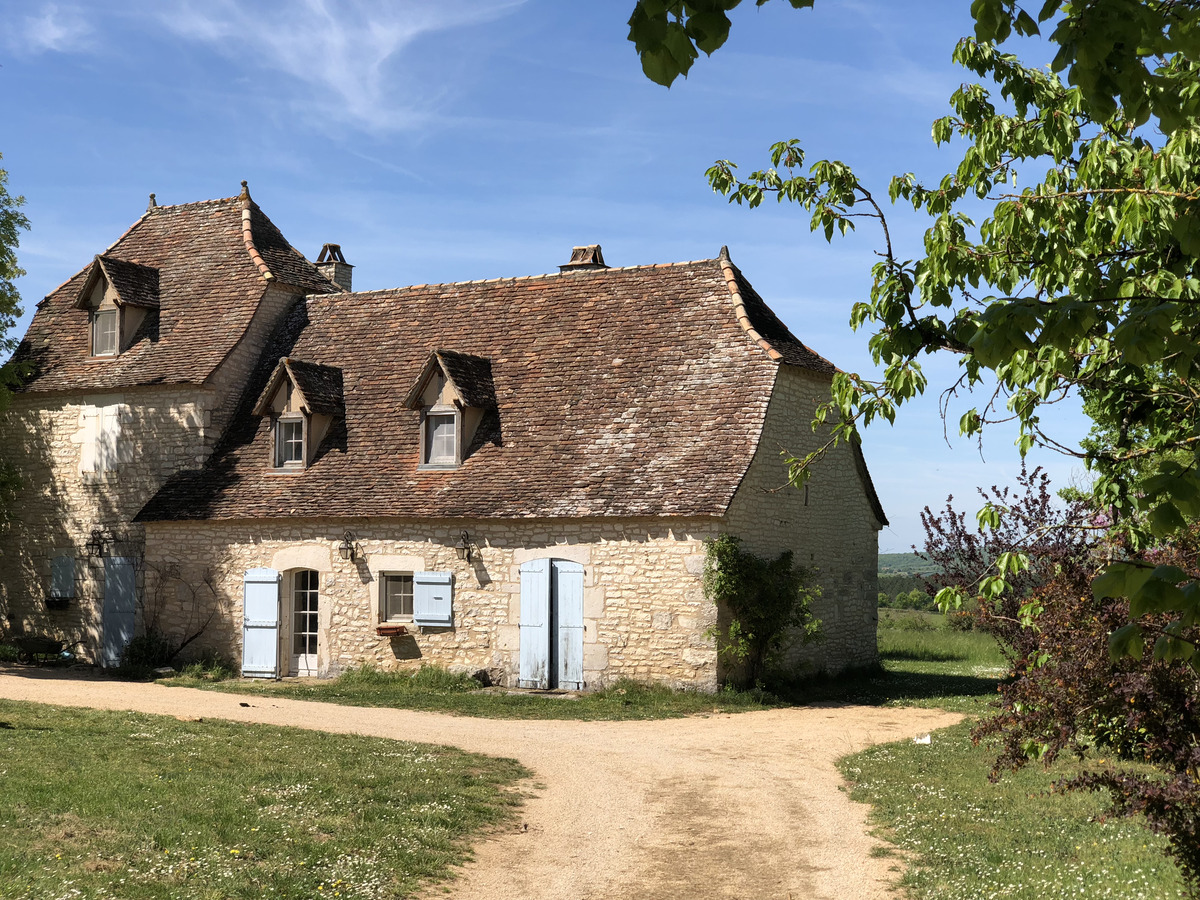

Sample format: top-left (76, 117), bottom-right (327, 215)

top-left (0, 0), bottom-right (1089, 552)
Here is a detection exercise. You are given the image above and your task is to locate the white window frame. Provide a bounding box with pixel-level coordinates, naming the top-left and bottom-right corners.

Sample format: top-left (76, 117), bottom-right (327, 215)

top-left (92, 309), bottom-right (119, 356)
top-left (380, 572), bottom-right (415, 623)
top-left (420, 408), bottom-right (459, 469)
top-left (274, 415), bottom-right (306, 468)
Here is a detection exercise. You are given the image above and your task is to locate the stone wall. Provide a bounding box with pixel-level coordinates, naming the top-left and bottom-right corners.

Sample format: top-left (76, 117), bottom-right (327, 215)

top-left (0, 285), bottom-right (306, 661)
top-left (723, 365), bottom-right (883, 675)
top-left (142, 517), bottom-right (724, 689)
top-left (0, 386), bottom-right (219, 653)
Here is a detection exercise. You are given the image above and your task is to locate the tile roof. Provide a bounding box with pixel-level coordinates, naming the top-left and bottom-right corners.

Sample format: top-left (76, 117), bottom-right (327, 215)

top-left (253, 358), bottom-right (344, 417)
top-left (12, 188), bottom-right (334, 393)
top-left (402, 350), bottom-right (497, 410)
top-left (139, 254), bottom-right (838, 522)
top-left (94, 256), bottom-right (160, 308)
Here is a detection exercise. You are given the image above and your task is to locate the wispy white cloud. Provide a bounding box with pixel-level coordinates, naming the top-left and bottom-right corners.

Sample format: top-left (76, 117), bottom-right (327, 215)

top-left (150, 0), bottom-right (526, 133)
top-left (3, 3), bottom-right (94, 55)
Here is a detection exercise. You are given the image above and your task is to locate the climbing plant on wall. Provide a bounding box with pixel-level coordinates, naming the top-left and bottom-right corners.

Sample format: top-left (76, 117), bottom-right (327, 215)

top-left (702, 533), bottom-right (820, 686)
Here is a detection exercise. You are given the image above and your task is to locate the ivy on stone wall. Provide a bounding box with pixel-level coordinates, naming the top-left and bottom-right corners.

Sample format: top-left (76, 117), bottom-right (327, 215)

top-left (702, 534), bottom-right (821, 686)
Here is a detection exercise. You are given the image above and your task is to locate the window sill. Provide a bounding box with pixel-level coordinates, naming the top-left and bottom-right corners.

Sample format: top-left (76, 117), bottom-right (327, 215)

top-left (376, 623), bottom-right (410, 637)
top-left (417, 463), bottom-right (459, 471)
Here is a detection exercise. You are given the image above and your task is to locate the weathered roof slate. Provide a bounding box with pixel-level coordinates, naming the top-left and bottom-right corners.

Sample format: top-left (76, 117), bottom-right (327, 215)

top-left (139, 256), bottom-right (831, 522)
top-left (13, 192), bottom-right (334, 393)
top-left (270, 358), bottom-right (344, 417)
top-left (402, 350), bottom-right (497, 411)
top-left (84, 255), bottom-right (161, 309)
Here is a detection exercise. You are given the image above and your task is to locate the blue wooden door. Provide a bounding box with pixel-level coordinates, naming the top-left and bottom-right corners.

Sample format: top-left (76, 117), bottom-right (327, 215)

top-left (552, 560), bottom-right (584, 690)
top-left (519, 559), bottom-right (550, 688)
top-left (101, 557), bottom-right (137, 667)
top-left (242, 567), bottom-right (281, 678)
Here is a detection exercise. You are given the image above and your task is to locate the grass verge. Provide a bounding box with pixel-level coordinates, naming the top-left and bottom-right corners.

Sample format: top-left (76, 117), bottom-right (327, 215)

top-left (0, 699), bottom-right (528, 900)
top-left (828, 609), bottom-right (1186, 899)
top-left (839, 719), bottom-right (1186, 899)
top-left (164, 664), bottom-right (783, 720)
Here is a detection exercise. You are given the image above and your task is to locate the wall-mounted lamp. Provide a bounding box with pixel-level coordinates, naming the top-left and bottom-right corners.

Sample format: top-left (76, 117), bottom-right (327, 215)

top-left (454, 530), bottom-right (475, 562)
top-left (338, 530), bottom-right (363, 562)
top-left (84, 528), bottom-right (107, 558)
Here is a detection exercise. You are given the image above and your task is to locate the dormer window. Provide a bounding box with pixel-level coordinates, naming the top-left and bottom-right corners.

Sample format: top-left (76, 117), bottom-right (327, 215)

top-left (403, 350), bottom-right (498, 472)
top-left (423, 411), bottom-right (458, 467)
top-left (74, 254), bottom-right (160, 359)
top-left (92, 310), bottom-right (118, 356)
top-left (275, 415), bottom-right (306, 467)
top-left (253, 357), bottom-right (344, 472)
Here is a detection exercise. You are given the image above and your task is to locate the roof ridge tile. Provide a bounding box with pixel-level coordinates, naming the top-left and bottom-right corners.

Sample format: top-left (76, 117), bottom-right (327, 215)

top-left (238, 181), bottom-right (275, 282)
top-left (304, 257), bottom-right (718, 299)
top-left (719, 252), bottom-right (783, 362)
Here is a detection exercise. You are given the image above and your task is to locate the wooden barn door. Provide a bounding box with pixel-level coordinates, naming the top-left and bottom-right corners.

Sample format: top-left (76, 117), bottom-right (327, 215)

top-left (520, 558), bottom-right (585, 690)
top-left (519, 559), bottom-right (550, 688)
top-left (242, 567), bottom-right (280, 678)
top-left (101, 557), bottom-right (137, 667)
top-left (551, 560), bottom-right (584, 690)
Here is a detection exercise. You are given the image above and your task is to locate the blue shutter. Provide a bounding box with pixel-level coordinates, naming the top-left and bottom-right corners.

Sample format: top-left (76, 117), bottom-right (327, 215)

top-left (519, 559), bottom-right (551, 689)
top-left (553, 560), bottom-right (585, 690)
top-left (102, 557), bottom-right (137, 667)
top-left (242, 567), bottom-right (281, 678)
top-left (50, 555), bottom-right (75, 599)
top-left (413, 571), bottom-right (454, 627)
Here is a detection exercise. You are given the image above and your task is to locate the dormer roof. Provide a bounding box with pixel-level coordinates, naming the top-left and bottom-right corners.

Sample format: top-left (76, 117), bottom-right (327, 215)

top-left (73, 255), bottom-right (161, 310)
top-left (401, 350), bottom-right (497, 411)
top-left (253, 357), bottom-right (344, 417)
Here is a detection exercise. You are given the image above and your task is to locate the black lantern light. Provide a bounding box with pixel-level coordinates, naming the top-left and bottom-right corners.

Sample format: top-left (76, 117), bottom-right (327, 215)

top-left (84, 528), bottom-right (106, 558)
top-left (338, 530), bottom-right (362, 562)
top-left (454, 530), bottom-right (473, 562)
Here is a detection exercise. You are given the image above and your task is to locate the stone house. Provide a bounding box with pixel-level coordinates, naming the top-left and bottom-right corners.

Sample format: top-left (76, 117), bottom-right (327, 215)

top-left (0, 185), bottom-right (886, 690)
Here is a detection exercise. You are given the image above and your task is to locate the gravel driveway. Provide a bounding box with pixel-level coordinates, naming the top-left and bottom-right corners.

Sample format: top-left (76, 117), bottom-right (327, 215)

top-left (0, 668), bottom-right (959, 899)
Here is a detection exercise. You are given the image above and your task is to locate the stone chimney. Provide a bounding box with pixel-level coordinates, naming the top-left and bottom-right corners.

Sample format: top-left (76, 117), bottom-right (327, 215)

top-left (558, 244), bottom-right (607, 272)
top-left (315, 243), bottom-right (354, 291)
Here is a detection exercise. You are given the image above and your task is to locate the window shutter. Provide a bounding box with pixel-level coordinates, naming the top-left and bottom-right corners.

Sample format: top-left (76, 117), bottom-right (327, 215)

top-left (99, 405), bottom-right (121, 471)
top-left (413, 571), bottom-right (454, 627)
top-left (50, 555), bottom-right (75, 599)
top-left (116, 405), bottom-right (135, 464)
top-left (80, 409), bottom-right (98, 474)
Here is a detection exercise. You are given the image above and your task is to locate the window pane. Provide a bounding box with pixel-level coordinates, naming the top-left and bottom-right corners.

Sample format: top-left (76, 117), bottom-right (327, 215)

top-left (93, 311), bottom-right (117, 355)
top-left (383, 573), bottom-right (413, 620)
top-left (276, 418), bottom-right (305, 466)
top-left (292, 569), bottom-right (319, 656)
top-left (425, 414), bottom-right (456, 464)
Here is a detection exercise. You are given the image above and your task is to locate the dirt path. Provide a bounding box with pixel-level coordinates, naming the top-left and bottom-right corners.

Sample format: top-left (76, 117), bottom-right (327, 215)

top-left (0, 668), bottom-right (959, 899)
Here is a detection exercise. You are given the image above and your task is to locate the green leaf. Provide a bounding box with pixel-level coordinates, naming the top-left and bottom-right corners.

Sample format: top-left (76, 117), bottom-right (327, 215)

top-left (1109, 623), bottom-right (1144, 661)
top-left (1093, 563), bottom-right (1154, 600)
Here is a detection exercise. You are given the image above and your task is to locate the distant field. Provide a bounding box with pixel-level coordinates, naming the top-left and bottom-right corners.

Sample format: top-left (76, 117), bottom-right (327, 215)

top-left (878, 552), bottom-right (940, 575)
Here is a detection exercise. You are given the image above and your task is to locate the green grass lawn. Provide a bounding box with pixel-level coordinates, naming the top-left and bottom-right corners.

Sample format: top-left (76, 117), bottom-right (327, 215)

top-left (0, 699), bottom-right (528, 900)
top-left (831, 610), bottom-right (1187, 899)
top-left (164, 663), bottom-right (782, 720)
top-left (3, 612), bottom-right (1187, 898)
top-left (840, 720), bottom-right (1186, 899)
top-left (786, 609), bottom-right (1007, 714)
